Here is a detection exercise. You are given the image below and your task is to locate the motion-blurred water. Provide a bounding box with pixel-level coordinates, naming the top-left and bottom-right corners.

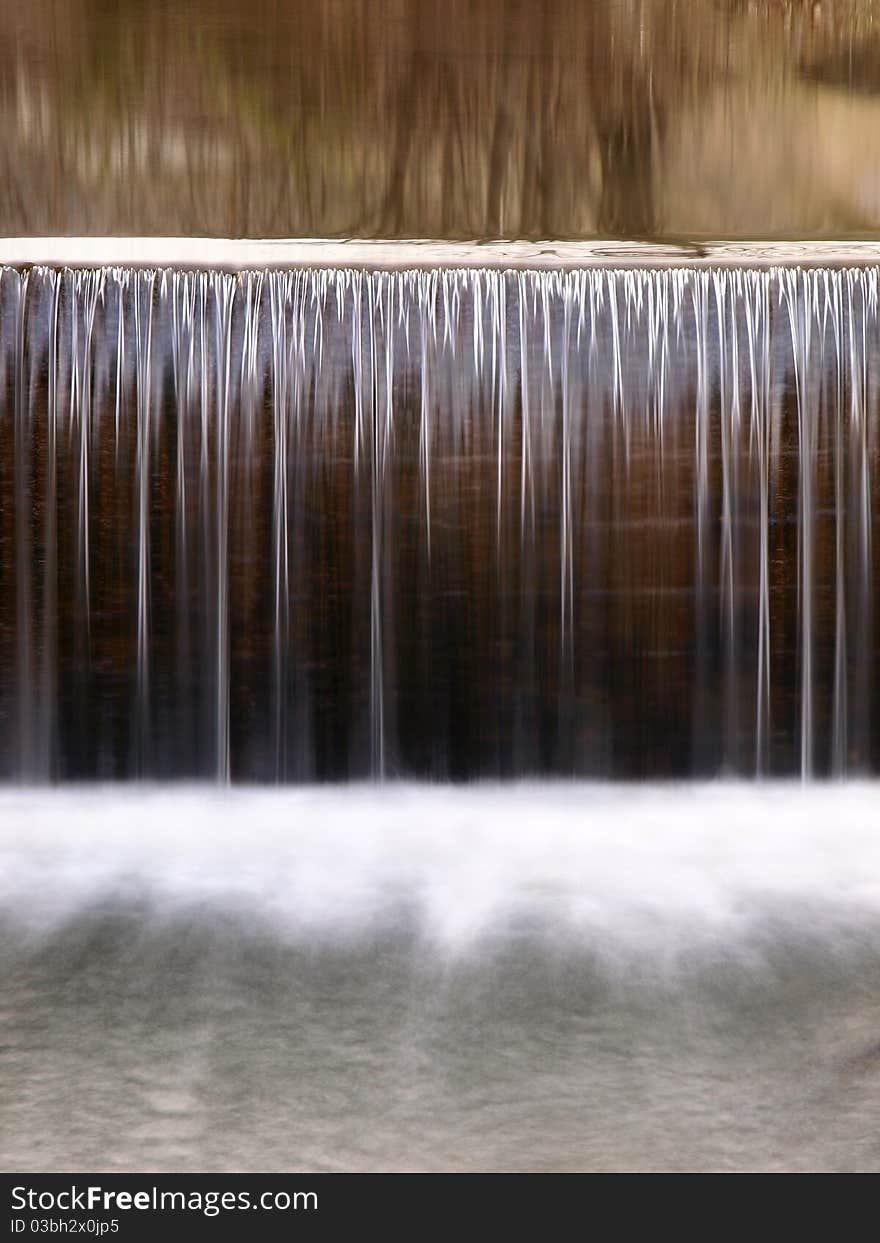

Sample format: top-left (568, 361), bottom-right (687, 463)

top-left (3, 0), bottom-right (880, 1182)
top-left (4, 264), bottom-right (880, 780)
top-left (2, 783), bottom-right (880, 1172)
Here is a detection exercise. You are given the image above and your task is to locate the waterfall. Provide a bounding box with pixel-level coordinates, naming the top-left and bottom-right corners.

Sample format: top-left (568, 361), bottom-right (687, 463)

top-left (0, 264), bottom-right (877, 780)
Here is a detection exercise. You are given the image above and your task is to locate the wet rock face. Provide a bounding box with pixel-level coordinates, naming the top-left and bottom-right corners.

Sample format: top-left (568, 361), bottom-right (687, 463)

top-left (1, 264), bottom-right (879, 780)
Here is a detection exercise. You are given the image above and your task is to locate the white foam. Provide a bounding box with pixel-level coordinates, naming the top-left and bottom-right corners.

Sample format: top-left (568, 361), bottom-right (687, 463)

top-left (2, 783), bottom-right (879, 956)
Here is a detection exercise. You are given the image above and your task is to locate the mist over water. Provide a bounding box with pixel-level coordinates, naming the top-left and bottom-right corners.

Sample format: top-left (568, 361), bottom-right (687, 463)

top-left (2, 784), bottom-right (880, 1172)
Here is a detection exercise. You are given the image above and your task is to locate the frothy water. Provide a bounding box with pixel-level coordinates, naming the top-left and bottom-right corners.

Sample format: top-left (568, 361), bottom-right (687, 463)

top-left (2, 784), bottom-right (880, 1171)
top-left (2, 265), bottom-right (880, 779)
top-left (4, 783), bottom-right (880, 951)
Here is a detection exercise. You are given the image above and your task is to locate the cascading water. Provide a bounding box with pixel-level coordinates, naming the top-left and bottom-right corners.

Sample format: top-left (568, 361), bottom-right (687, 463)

top-left (4, 260), bottom-right (880, 1175)
top-left (1, 264), bottom-right (878, 781)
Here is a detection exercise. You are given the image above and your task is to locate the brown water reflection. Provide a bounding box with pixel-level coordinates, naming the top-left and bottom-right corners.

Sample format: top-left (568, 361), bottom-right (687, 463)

top-left (2, 0), bottom-right (880, 239)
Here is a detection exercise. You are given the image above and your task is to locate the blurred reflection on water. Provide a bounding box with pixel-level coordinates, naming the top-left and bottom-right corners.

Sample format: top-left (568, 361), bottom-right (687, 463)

top-left (2, 0), bottom-right (880, 238)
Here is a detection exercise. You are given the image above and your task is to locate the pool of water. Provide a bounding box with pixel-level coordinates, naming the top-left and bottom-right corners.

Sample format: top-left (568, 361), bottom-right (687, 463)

top-left (3, 782), bottom-right (879, 1171)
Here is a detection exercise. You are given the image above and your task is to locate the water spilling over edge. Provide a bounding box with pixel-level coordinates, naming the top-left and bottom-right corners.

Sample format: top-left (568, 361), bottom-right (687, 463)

top-left (1, 262), bottom-right (879, 779)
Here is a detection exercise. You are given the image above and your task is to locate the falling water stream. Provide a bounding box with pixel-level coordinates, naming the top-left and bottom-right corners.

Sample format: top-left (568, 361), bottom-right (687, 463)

top-left (1, 264), bottom-right (878, 780)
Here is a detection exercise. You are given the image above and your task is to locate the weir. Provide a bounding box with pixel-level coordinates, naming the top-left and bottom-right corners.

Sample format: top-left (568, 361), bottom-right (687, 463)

top-left (1, 261), bottom-right (878, 781)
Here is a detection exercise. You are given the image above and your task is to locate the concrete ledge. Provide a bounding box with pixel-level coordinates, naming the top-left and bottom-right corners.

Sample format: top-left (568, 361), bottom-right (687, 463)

top-left (2, 238), bottom-right (880, 271)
